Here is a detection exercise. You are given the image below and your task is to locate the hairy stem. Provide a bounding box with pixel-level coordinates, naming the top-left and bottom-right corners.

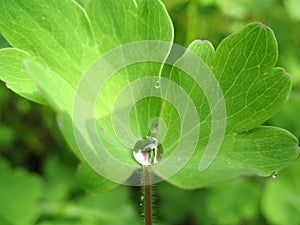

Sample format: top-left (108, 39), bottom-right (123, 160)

top-left (143, 166), bottom-right (152, 225)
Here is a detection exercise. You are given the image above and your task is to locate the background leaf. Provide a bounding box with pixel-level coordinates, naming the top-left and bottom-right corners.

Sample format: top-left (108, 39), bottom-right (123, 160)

top-left (262, 159), bottom-right (300, 225)
top-left (0, 158), bottom-right (43, 225)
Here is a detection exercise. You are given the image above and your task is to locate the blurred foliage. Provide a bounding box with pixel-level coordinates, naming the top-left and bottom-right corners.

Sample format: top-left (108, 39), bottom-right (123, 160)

top-left (162, 0), bottom-right (300, 89)
top-left (0, 0), bottom-right (300, 224)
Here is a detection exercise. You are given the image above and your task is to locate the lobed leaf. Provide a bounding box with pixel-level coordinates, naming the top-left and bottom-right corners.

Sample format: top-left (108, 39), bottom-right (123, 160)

top-left (0, 0), bottom-right (298, 191)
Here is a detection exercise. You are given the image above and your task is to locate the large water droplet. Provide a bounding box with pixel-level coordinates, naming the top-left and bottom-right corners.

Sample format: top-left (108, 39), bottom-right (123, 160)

top-left (133, 136), bottom-right (163, 166)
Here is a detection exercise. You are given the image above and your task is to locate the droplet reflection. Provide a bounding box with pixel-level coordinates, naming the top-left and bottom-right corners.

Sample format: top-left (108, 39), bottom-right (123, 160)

top-left (133, 136), bottom-right (163, 166)
top-left (271, 171), bottom-right (278, 179)
top-left (154, 80), bottom-right (160, 89)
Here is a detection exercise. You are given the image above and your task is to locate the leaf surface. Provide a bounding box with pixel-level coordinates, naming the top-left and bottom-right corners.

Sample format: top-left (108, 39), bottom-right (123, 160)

top-left (0, 1), bottom-right (298, 190)
top-left (163, 23), bottom-right (299, 188)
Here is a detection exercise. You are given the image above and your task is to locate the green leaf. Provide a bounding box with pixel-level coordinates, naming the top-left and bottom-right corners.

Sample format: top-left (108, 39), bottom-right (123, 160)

top-left (77, 162), bottom-right (119, 193)
top-left (167, 126), bottom-right (298, 189)
top-left (73, 186), bottom-right (141, 225)
top-left (19, 0), bottom-right (173, 189)
top-left (262, 159), bottom-right (300, 225)
top-left (212, 23), bottom-right (287, 132)
top-left (86, 0), bottom-right (173, 53)
top-left (205, 179), bottom-right (261, 225)
top-left (0, 0), bottom-right (298, 191)
top-left (0, 0), bottom-right (98, 93)
top-left (42, 155), bottom-right (77, 203)
top-left (164, 23), bottom-right (299, 189)
top-left (0, 48), bottom-right (45, 103)
top-left (21, 58), bottom-right (84, 159)
top-left (0, 158), bottom-right (43, 225)
top-left (37, 186), bottom-right (141, 225)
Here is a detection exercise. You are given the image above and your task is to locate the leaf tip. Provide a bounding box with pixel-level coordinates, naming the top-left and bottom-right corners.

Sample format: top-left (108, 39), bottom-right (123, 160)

top-left (259, 22), bottom-right (268, 28)
top-left (283, 70), bottom-right (290, 76)
top-left (199, 39), bottom-right (209, 43)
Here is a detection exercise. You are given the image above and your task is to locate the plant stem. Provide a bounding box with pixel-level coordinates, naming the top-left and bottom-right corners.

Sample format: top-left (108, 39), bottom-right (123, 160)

top-left (143, 165), bottom-right (152, 225)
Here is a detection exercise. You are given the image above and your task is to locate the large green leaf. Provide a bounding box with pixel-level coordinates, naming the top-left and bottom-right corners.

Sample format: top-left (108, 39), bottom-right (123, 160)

top-left (14, 0), bottom-right (173, 186)
top-left (0, 0), bottom-right (298, 190)
top-left (165, 23), bottom-right (299, 189)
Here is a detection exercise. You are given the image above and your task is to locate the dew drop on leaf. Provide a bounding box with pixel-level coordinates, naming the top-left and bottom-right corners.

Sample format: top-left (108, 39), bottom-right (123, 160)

top-left (133, 136), bottom-right (163, 166)
top-left (154, 80), bottom-right (160, 89)
top-left (271, 171), bottom-right (278, 179)
top-left (41, 15), bottom-right (46, 20)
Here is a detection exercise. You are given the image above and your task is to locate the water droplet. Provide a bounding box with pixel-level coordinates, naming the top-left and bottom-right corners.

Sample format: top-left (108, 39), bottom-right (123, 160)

top-left (41, 15), bottom-right (46, 20)
top-left (154, 80), bottom-right (160, 89)
top-left (149, 117), bottom-right (160, 136)
top-left (271, 172), bottom-right (278, 179)
top-left (133, 136), bottom-right (163, 166)
top-left (140, 195), bottom-right (144, 201)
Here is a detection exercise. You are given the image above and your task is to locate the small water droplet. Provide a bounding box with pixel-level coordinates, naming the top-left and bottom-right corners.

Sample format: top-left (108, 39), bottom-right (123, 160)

top-left (133, 136), bottom-right (163, 166)
top-left (41, 15), bottom-right (46, 20)
top-left (154, 80), bottom-right (160, 89)
top-left (140, 195), bottom-right (144, 201)
top-left (271, 172), bottom-right (278, 179)
top-left (149, 117), bottom-right (161, 136)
